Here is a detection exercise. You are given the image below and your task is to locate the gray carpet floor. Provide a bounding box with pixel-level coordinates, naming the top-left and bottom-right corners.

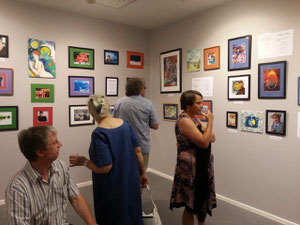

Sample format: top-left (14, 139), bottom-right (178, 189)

top-left (0, 172), bottom-right (283, 225)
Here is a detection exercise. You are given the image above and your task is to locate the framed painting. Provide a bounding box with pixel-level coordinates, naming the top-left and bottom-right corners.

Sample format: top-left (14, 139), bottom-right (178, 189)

top-left (163, 103), bottom-right (179, 121)
top-left (226, 111), bottom-right (238, 128)
top-left (68, 46), bottom-right (94, 70)
top-left (228, 35), bottom-right (252, 71)
top-left (28, 38), bottom-right (56, 78)
top-left (266, 110), bottom-right (286, 136)
top-left (228, 74), bottom-right (250, 100)
top-left (160, 48), bottom-right (182, 93)
top-left (195, 100), bottom-right (213, 121)
top-left (241, 111), bottom-right (263, 133)
top-left (0, 106), bottom-right (18, 131)
top-left (187, 48), bottom-right (200, 72)
top-left (204, 46), bottom-right (220, 71)
top-left (0, 35), bottom-right (9, 58)
top-left (33, 107), bottom-right (53, 126)
top-left (105, 77), bottom-right (118, 97)
top-left (298, 77), bottom-right (300, 106)
top-left (0, 68), bottom-right (13, 96)
top-left (69, 105), bottom-right (94, 127)
top-left (68, 76), bottom-right (94, 97)
top-left (258, 61), bottom-right (286, 99)
top-left (104, 50), bottom-right (119, 65)
top-left (127, 51), bottom-right (144, 69)
top-left (31, 84), bottom-right (54, 103)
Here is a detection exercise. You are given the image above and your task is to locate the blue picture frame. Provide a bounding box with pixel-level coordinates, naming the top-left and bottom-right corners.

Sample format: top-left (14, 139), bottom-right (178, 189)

top-left (258, 61), bottom-right (286, 99)
top-left (298, 77), bottom-right (300, 105)
top-left (228, 35), bottom-right (252, 71)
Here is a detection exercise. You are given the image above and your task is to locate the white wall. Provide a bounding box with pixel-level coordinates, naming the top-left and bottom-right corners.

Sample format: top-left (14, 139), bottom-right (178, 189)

top-left (0, 0), bottom-right (149, 199)
top-left (149, 0), bottom-right (300, 224)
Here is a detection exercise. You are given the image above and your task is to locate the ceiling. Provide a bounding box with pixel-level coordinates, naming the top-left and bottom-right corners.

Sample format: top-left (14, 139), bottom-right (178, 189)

top-left (11, 0), bottom-right (231, 30)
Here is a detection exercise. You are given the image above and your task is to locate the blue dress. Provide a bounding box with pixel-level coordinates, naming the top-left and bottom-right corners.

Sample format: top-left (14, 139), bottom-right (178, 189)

top-left (89, 120), bottom-right (143, 225)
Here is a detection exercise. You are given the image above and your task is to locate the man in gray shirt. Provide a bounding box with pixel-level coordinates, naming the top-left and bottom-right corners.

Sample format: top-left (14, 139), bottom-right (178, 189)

top-left (114, 78), bottom-right (159, 171)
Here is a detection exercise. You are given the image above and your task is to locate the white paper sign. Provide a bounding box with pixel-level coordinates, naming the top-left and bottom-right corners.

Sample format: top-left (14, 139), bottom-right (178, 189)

top-left (192, 77), bottom-right (213, 97)
top-left (106, 78), bottom-right (118, 95)
top-left (269, 136), bottom-right (282, 141)
top-left (258, 29), bottom-right (293, 59)
top-left (227, 129), bottom-right (237, 133)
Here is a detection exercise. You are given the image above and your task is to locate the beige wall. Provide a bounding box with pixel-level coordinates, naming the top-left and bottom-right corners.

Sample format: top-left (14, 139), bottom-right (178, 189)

top-left (149, 0), bottom-right (300, 224)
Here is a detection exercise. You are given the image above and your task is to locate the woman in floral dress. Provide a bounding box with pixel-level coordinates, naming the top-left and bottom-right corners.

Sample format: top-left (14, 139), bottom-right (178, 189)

top-left (170, 90), bottom-right (216, 225)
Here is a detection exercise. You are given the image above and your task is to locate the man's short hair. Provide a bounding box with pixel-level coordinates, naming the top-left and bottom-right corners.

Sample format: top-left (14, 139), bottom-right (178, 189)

top-left (18, 126), bottom-right (56, 162)
top-left (126, 77), bottom-right (145, 96)
top-left (180, 90), bottom-right (203, 110)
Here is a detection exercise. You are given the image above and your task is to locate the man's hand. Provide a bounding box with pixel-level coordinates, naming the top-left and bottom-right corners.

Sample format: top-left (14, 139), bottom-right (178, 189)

top-left (140, 174), bottom-right (149, 188)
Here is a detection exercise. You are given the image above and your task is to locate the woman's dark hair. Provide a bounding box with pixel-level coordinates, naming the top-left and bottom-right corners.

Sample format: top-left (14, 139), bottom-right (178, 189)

top-left (180, 90), bottom-right (203, 110)
top-left (126, 78), bottom-right (145, 96)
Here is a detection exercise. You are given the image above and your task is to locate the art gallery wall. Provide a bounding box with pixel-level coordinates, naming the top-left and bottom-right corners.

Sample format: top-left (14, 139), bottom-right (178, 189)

top-left (0, 0), bottom-right (150, 200)
top-left (149, 0), bottom-right (300, 224)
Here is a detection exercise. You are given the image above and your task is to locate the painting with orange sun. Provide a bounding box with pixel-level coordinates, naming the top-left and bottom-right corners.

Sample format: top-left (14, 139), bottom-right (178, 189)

top-left (258, 61), bottom-right (286, 99)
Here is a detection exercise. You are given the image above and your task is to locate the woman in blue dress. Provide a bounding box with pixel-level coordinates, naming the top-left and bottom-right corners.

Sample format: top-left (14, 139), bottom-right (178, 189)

top-left (69, 94), bottom-right (148, 225)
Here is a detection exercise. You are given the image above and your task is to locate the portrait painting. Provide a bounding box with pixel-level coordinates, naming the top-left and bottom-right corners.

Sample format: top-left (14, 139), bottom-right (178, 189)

top-left (104, 50), bottom-right (119, 65)
top-left (266, 110), bottom-right (286, 136)
top-left (241, 111), bottom-right (263, 133)
top-left (0, 35), bottom-right (9, 58)
top-left (187, 48), bottom-right (200, 72)
top-left (28, 38), bottom-right (56, 78)
top-left (228, 74), bottom-right (250, 100)
top-left (33, 107), bottom-right (53, 126)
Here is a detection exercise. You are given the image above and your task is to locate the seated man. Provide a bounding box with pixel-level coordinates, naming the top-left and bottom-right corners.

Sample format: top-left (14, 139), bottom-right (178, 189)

top-left (5, 126), bottom-right (97, 225)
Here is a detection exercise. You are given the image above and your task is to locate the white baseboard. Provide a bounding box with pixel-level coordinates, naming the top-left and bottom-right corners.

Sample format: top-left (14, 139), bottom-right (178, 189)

top-left (147, 168), bottom-right (299, 225)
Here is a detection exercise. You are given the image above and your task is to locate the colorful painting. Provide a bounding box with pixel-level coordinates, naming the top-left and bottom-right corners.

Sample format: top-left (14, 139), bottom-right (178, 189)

top-left (204, 46), bottom-right (220, 70)
top-left (228, 35), bottom-right (252, 71)
top-left (28, 38), bottom-right (56, 78)
top-left (228, 74), bottom-right (250, 100)
top-left (31, 84), bottom-right (54, 103)
top-left (104, 50), bottom-right (119, 65)
top-left (127, 51), bottom-right (144, 69)
top-left (33, 107), bottom-right (53, 126)
top-left (0, 68), bottom-right (13, 96)
top-left (266, 110), bottom-right (286, 136)
top-left (69, 46), bottom-right (94, 69)
top-left (187, 48), bottom-right (200, 72)
top-left (68, 76), bottom-right (94, 97)
top-left (160, 48), bottom-right (182, 93)
top-left (226, 111), bottom-right (238, 128)
top-left (163, 103), bottom-right (178, 121)
top-left (0, 106), bottom-right (18, 131)
top-left (0, 35), bottom-right (9, 58)
top-left (241, 111), bottom-right (263, 133)
top-left (258, 61), bottom-right (286, 98)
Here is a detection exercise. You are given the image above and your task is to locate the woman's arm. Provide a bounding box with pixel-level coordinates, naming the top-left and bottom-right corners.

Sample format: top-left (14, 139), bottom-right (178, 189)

top-left (69, 155), bottom-right (112, 174)
top-left (134, 146), bottom-right (149, 188)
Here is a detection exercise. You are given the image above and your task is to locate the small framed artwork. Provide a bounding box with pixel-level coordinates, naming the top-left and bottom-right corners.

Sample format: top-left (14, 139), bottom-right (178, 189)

top-left (228, 35), bottom-right (252, 71)
top-left (127, 51), bottom-right (144, 69)
top-left (226, 111), bottom-right (238, 128)
top-left (196, 100), bottom-right (213, 121)
top-left (0, 35), bottom-right (9, 58)
top-left (68, 46), bottom-right (95, 70)
top-left (204, 46), bottom-right (220, 71)
top-left (266, 110), bottom-right (286, 136)
top-left (68, 76), bottom-right (94, 97)
top-left (258, 61), bottom-right (286, 99)
top-left (31, 84), bottom-right (54, 103)
top-left (33, 107), bottom-right (53, 126)
top-left (163, 103), bottom-right (179, 121)
top-left (105, 77), bottom-right (118, 96)
top-left (298, 77), bottom-right (300, 106)
top-left (69, 105), bottom-right (94, 127)
top-left (0, 68), bottom-right (13, 96)
top-left (104, 50), bottom-right (119, 65)
top-left (160, 48), bottom-right (182, 94)
top-left (187, 48), bottom-right (200, 72)
top-left (241, 111), bottom-right (263, 133)
top-left (0, 106), bottom-right (18, 131)
top-left (228, 74), bottom-right (250, 100)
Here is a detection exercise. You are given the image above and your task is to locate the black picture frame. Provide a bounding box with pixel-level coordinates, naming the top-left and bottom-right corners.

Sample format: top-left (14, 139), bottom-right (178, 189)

top-left (104, 50), bottom-right (119, 65)
top-left (68, 76), bottom-right (95, 97)
top-left (266, 110), bottom-right (286, 136)
top-left (69, 105), bottom-right (95, 127)
top-left (0, 106), bottom-right (18, 131)
top-left (0, 35), bottom-right (9, 58)
top-left (228, 74), bottom-right (250, 100)
top-left (105, 77), bottom-right (119, 97)
top-left (68, 46), bottom-right (95, 70)
top-left (226, 111), bottom-right (238, 128)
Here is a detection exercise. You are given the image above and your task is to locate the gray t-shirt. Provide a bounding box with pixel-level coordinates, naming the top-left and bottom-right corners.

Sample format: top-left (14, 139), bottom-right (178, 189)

top-left (113, 95), bottom-right (158, 154)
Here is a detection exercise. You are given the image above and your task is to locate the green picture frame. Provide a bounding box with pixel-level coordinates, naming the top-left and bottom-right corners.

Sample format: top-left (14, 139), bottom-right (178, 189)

top-left (31, 83), bottom-right (54, 103)
top-left (68, 46), bottom-right (95, 70)
top-left (0, 106), bottom-right (18, 131)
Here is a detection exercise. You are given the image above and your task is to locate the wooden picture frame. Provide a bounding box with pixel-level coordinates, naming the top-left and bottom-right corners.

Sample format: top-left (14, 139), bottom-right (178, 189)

top-left (163, 103), bottom-right (179, 121)
top-left (33, 107), bottom-right (53, 126)
top-left (226, 111), bottom-right (238, 128)
top-left (258, 61), bottom-right (286, 99)
top-left (204, 46), bottom-right (220, 71)
top-left (0, 35), bottom-right (9, 58)
top-left (105, 77), bottom-right (119, 96)
top-left (228, 35), bottom-right (252, 71)
top-left (266, 110), bottom-right (286, 136)
top-left (104, 50), bottom-right (119, 65)
top-left (68, 46), bottom-right (95, 70)
top-left (69, 105), bottom-right (95, 127)
top-left (160, 48), bottom-right (182, 94)
top-left (228, 74), bottom-right (250, 100)
top-left (0, 68), bottom-right (13, 96)
top-left (31, 84), bottom-right (54, 103)
top-left (68, 76), bottom-right (94, 97)
top-left (0, 106), bottom-right (18, 131)
top-left (127, 51), bottom-right (144, 69)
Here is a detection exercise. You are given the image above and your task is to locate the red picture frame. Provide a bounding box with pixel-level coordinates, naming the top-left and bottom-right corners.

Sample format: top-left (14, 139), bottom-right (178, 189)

top-left (127, 51), bottom-right (144, 69)
top-left (33, 107), bottom-right (53, 126)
